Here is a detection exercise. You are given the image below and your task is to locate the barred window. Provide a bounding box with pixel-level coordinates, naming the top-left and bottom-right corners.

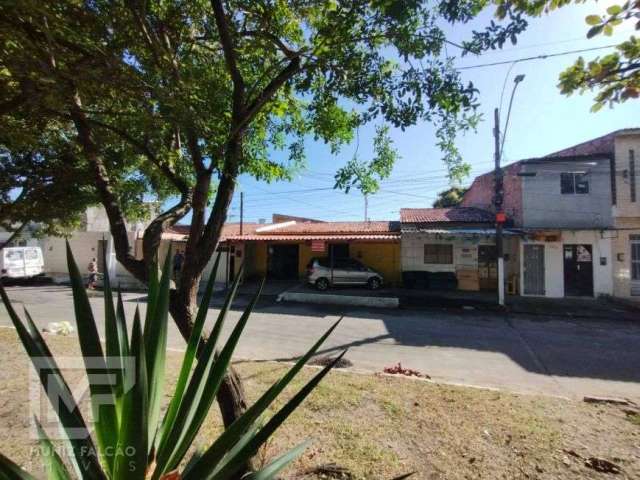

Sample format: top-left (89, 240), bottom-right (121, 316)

top-left (630, 149), bottom-right (636, 203)
top-left (561, 172), bottom-right (589, 194)
top-left (424, 244), bottom-right (453, 264)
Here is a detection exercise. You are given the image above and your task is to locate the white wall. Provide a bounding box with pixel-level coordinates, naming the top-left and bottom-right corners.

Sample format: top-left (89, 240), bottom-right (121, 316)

top-left (520, 230), bottom-right (613, 298)
top-left (401, 232), bottom-right (495, 272)
top-left (41, 232), bottom-right (143, 288)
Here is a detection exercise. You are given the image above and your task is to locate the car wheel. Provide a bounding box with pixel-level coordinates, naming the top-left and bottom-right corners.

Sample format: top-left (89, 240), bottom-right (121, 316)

top-left (316, 278), bottom-right (329, 291)
top-left (368, 277), bottom-right (381, 290)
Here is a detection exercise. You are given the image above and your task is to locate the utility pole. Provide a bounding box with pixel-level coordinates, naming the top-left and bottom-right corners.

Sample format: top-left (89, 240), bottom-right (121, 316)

top-left (240, 191), bottom-right (244, 236)
top-left (494, 74), bottom-right (524, 307)
top-left (493, 108), bottom-right (505, 307)
top-left (364, 194), bottom-right (368, 222)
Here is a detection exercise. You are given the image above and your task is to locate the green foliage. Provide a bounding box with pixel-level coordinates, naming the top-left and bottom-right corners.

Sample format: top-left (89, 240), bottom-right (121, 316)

top-left (559, 36), bottom-right (640, 110)
top-left (0, 245), bottom-right (346, 479)
top-left (0, 0), bottom-right (513, 219)
top-left (0, 124), bottom-right (94, 237)
top-left (333, 126), bottom-right (398, 195)
top-left (432, 186), bottom-right (469, 207)
top-left (498, 0), bottom-right (640, 108)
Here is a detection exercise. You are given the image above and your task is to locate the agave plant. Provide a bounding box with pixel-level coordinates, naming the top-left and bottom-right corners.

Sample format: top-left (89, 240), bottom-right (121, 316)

top-left (0, 243), bottom-right (344, 479)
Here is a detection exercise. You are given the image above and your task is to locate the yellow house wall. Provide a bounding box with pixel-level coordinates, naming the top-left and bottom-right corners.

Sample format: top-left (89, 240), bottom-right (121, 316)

top-left (254, 242), bottom-right (268, 276)
top-left (349, 242), bottom-right (402, 284)
top-left (298, 242), bottom-right (315, 277)
top-left (242, 240), bottom-right (402, 283)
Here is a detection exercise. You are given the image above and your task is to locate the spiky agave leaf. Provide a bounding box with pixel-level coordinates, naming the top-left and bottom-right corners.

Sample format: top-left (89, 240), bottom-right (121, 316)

top-left (153, 264), bottom-right (249, 477)
top-left (156, 253), bottom-right (223, 451)
top-left (65, 242), bottom-right (118, 470)
top-left (34, 417), bottom-right (73, 480)
top-left (0, 283), bottom-right (105, 480)
top-left (113, 308), bottom-right (148, 479)
top-left (145, 247), bottom-right (172, 449)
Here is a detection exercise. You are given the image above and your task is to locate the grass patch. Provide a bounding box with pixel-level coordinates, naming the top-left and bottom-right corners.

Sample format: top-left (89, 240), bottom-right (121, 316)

top-left (1, 329), bottom-right (638, 479)
top-left (626, 411), bottom-right (640, 427)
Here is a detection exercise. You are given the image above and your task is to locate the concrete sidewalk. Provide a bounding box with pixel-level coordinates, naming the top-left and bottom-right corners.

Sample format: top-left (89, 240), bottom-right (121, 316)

top-left (273, 281), bottom-right (639, 321)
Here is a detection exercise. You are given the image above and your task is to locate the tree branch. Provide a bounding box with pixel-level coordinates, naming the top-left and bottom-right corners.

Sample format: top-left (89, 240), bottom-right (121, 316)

top-left (69, 91), bottom-right (146, 281)
top-left (86, 117), bottom-right (190, 194)
top-left (0, 80), bottom-right (35, 116)
top-left (0, 222), bottom-right (26, 250)
top-left (210, 0), bottom-right (245, 117)
top-left (228, 57), bottom-right (301, 140)
top-left (142, 192), bottom-right (192, 264)
top-left (239, 30), bottom-right (299, 60)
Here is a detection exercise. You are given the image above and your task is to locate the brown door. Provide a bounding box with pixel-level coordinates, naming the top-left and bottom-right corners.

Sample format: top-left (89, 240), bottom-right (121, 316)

top-left (478, 245), bottom-right (498, 291)
top-left (563, 244), bottom-right (594, 297)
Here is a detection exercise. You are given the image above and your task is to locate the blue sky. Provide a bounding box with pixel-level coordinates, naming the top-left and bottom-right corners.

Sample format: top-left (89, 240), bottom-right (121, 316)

top-left (225, 1), bottom-right (637, 224)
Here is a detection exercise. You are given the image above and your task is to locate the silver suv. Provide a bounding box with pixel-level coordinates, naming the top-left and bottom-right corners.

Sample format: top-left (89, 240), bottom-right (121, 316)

top-left (306, 257), bottom-right (383, 291)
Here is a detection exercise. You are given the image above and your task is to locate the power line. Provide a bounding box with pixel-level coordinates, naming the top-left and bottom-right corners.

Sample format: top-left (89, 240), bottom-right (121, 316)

top-left (456, 44), bottom-right (618, 70)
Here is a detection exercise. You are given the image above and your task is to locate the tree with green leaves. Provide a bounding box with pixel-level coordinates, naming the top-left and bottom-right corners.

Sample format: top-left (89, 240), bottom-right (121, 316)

top-left (0, 0), bottom-right (520, 431)
top-left (432, 186), bottom-right (469, 207)
top-left (0, 122), bottom-right (94, 249)
top-left (489, 0), bottom-right (639, 109)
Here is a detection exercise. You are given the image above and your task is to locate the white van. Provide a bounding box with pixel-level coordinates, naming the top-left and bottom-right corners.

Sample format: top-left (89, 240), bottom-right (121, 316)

top-left (1, 246), bottom-right (45, 279)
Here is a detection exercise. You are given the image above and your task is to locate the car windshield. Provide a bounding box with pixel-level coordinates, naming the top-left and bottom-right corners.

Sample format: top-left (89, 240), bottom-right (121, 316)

top-left (307, 257), bottom-right (330, 268)
top-left (5, 250), bottom-right (23, 262)
top-left (24, 249), bottom-right (39, 260)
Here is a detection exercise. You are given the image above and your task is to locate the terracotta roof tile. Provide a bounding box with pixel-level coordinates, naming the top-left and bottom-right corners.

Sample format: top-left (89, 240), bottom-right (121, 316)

top-left (400, 207), bottom-right (493, 224)
top-left (269, 221), bottom-right (399, 234)
top-left (546, 128), bottom-right (640, 157)
top-left (167, 221), bottom-right (400, 241)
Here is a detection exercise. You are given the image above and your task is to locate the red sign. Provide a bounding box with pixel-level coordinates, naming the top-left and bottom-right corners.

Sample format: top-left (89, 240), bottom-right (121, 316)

top-left (311, 240), bottom-right (326, 252)
top-left (496, 212), bottom-right (507, 224)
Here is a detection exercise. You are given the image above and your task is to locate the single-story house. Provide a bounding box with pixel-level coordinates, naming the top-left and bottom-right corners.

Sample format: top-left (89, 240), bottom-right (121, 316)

top-left (400, 207), bottom-right (520, 292)
top-left (167, 219), bottom-right (403, 285)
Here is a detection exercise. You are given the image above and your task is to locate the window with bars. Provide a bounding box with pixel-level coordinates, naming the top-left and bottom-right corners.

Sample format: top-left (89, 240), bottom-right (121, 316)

top-left (424, 244), bottom-right (453, 264)
top-left (560, 172), bottom-right (589, 194)
top-left (630, 149), bottom-right (636, 203)
top-left (611, 157), bottom-right (617, 205)
top-left (632, 235), bottom-right (640, 282)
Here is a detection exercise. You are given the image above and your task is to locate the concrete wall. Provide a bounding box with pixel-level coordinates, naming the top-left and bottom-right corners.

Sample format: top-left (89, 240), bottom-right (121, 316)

top-left (611, 219), bottom-right (640, 301)
top-left (521, 158), bottom-right (613, 228)
top-left (613, 134), bottom-right (640, 218)
top-left (41, 232), bottom-right (144, 288)
top-left (402, 233), bottom-right (497, 272)
top-left (519, 230), bottom-right (613, 298)
top-left (82, 205), bottom-right (153, 233)
top-left (609, 134), bottom-right (640, 300)
top-left (462, 163), bottom-right (523, 226)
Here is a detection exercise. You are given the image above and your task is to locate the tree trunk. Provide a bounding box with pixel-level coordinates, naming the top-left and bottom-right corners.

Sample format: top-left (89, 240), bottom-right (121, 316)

top-left (168, 266), bottom-right (249, 429)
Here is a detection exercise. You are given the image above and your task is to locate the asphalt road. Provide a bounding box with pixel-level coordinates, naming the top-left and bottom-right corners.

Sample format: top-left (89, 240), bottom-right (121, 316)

top-left (1, 285), bottom-right (639, 401)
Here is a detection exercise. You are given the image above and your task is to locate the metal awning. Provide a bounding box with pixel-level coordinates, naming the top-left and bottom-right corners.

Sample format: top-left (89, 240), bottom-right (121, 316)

top-left (401, 228), bottom-right (523, 236)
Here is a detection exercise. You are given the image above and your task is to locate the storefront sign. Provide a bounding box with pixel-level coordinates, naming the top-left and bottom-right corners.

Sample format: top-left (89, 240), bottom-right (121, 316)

top-left (311, 240), bottom-right (326, 252)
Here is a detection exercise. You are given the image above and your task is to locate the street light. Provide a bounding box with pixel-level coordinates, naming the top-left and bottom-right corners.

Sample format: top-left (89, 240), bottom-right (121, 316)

top-left (494, 74), bottom-right (525, 307)
top-left (501, 74), bottom-right (526, 157)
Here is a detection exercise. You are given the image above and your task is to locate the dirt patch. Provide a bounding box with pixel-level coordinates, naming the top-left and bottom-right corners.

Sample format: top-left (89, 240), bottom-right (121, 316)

top-left (0, 328), bottom-right (638, 479)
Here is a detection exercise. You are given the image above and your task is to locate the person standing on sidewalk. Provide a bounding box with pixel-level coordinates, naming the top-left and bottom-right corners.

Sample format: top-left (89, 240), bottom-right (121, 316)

top-left (87, 257), bottom-right (98, 290)
top-left (173, 251), bottom-right (184, 283)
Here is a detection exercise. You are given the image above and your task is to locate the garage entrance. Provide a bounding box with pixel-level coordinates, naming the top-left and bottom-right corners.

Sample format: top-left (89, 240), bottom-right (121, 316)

top-left (268, 244), bottom-right (299, 279)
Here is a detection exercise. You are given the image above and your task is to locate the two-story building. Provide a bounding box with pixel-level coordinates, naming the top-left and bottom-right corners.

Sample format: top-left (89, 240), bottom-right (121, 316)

top-left (547, 128), bottom-right (640, 300)
top-left (463, 128), bottom-right (639, 301)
